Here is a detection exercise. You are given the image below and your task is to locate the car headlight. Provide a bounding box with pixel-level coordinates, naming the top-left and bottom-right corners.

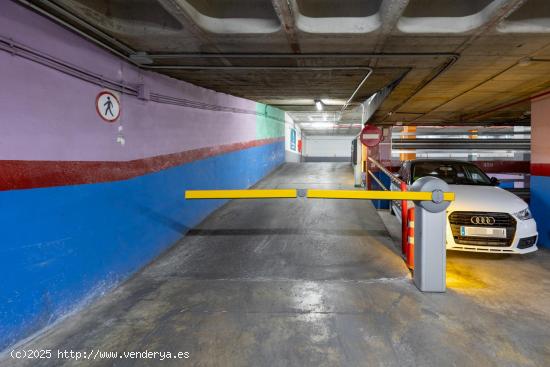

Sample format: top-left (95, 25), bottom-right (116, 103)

top-left (513, 208), bottom-right (533, 220)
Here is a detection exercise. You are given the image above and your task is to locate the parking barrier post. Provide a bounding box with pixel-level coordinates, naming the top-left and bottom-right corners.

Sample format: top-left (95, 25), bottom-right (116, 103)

top-left (410, 177), bottom-right (451, 292)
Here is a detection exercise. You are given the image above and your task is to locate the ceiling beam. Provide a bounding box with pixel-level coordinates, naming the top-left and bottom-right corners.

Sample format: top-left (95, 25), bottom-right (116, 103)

top-left (147, 52), bottom-right (459, 60)
top-left (455, 0), bottom-right (529, 53)
top-left (373, 0), bottom-right (410, 54)
top-left (381, 55), bottom-right (457, 122)
top-left (271, 0), bottom-right (301, 53)
top-left (143, 65), bottom-right (374, 70)
top-left (400, 0), bottom-right (535, 125)
top-left (155, 0), bottom-right (232, 65)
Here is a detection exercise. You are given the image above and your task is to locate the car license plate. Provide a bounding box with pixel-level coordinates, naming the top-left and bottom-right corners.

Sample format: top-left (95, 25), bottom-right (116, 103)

top-left (460, 226), bottom-right (506, 238)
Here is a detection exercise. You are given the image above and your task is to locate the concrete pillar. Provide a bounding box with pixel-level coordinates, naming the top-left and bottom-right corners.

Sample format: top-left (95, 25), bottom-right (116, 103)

top-left (530, 92), bottom-right (550, 248)
top-left (354, 138), bottom-right (362, 187)
top-left (362, 142), bottom-right (368, 187)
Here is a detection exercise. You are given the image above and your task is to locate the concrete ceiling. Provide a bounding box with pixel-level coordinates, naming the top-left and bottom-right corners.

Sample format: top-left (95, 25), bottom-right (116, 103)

top-left (20, 0), bottom-right (550, 135)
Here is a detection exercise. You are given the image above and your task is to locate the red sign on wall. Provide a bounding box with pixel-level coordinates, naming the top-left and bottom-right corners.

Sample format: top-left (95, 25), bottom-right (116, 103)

top-left (297, 139), bottom-right (302, 153)
top-left (360, 124), bottom-right (383, 147)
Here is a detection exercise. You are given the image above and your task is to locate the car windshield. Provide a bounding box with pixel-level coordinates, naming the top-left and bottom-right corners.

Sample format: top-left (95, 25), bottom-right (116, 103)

top-left (411, 161), bottom-right (493, 186)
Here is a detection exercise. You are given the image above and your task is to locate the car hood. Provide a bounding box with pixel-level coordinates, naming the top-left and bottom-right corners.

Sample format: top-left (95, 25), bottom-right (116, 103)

top-left (447, 185), bottom-right (527, 214)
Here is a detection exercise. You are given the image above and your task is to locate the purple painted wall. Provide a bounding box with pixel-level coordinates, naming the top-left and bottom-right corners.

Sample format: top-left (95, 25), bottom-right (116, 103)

top-left (0, 0), bottom-right (263, 162)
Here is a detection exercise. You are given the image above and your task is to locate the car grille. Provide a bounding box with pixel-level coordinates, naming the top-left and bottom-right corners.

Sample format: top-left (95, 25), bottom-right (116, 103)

top-left (448, 211), bottom-right (516, 247)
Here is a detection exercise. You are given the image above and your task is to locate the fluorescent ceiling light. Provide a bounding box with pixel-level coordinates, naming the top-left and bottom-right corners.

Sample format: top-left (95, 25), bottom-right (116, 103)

top-left (301, 122), bottom-right (335, 129)
top-left (315, 100), bottom-right (323, 111)
top-left (320, 98), bottom-right (347, 105)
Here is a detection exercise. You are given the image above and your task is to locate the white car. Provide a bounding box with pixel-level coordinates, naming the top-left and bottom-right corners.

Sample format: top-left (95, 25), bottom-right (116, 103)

top-left (391, 160), bottom-right (538, 254)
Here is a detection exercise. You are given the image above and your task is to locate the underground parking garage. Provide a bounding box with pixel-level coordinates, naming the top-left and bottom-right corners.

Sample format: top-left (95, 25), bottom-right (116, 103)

top-left (1, 0), bottom-right (550, 365)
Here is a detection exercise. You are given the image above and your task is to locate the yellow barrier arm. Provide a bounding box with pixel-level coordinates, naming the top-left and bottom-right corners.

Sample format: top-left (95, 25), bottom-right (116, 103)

top-left (185, 189), bottom-right (454, 202)
top-left (307, 189), bottom-right (454, 202)
top-left (185, 189), bottom-right (297, 199)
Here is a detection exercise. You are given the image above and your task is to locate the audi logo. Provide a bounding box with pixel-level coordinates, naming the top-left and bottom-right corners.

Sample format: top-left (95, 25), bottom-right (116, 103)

top-left (470, 216), bottom-right (496, 225)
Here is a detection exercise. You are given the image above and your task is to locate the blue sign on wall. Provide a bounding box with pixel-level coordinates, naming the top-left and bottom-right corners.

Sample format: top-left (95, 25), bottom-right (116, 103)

top-left (290, 128), bottom-right (297, 151)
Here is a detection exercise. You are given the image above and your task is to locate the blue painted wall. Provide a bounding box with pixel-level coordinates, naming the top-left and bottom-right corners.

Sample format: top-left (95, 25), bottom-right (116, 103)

top-left (0, 141), bottom-right (284, 349)
top-left (530, 175), bottom-right (550, 248)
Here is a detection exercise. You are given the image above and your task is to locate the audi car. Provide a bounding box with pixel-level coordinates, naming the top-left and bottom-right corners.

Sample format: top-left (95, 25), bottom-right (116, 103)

top-left (391, 160), bottom-right (538, 254)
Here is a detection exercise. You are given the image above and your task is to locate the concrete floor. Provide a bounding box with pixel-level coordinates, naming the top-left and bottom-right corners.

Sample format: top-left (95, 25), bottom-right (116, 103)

top-left (2, 163), bottom-right (550, 367)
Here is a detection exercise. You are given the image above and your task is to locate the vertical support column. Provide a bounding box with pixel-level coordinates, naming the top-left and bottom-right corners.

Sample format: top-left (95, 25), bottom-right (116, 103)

top-left (354, 139), bottom-right (362, 187)
top-left (367, 145), bottom-right (378, 191)
top-left (362, 142), bottom-right (368, 187)
top-left (531, 93), bottom-right (550, 248)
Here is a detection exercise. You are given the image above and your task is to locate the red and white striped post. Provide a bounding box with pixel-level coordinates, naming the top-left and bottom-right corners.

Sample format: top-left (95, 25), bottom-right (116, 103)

top-left (406, 207), bottom-right (415, 269)
top-left (400, 181), bottom-right (408, 255)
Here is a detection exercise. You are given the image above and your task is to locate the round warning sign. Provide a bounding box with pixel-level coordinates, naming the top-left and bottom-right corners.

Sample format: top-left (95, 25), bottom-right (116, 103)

top-left (96, 91), bottom-right (120, 123)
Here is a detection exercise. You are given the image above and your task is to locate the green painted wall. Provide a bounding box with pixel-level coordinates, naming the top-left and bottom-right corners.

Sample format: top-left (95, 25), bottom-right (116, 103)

top-left (256, 103), bottom-right (285, 140)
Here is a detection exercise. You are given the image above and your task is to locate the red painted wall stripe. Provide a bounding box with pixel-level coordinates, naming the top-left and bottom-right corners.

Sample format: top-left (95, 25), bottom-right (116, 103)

top-left (0, 137), bottom-right (283, 191)
top-left (531, 163), bottom-right (550, 177)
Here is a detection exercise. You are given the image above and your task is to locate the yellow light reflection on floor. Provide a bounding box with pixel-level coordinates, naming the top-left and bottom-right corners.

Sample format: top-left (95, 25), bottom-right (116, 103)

top-left (446, 263), bottom-right (487, 290)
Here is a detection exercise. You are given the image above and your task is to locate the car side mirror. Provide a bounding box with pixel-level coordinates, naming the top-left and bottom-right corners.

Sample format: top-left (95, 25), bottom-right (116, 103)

top-left (490, 177), bottom-right (500, 186)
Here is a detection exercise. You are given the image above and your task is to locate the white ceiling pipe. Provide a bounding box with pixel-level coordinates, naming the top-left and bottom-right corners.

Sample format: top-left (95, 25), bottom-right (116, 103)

top-left (339, 68), bottom-right (373, 121)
